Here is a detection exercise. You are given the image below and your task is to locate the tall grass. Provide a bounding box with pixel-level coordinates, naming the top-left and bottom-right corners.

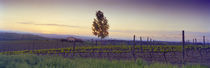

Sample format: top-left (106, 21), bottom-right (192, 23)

top-left (0, 55), bottom-right (208, 68)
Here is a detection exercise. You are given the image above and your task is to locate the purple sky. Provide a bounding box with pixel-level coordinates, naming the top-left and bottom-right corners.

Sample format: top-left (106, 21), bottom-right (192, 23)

top-left (0, 0), bottom-right (210, 41)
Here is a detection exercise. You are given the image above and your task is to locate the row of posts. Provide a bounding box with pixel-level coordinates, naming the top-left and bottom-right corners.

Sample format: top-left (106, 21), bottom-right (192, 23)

top-left (132, 30), bottom-right (207, 63)
top-left (90, 36), bottom-right (207, 46)
top-left (189, 36), bottom-right (206, 45)
top-left (71, 30), bottom-right (207, 63)
top-left (181, 30), bottom-right (208, 64)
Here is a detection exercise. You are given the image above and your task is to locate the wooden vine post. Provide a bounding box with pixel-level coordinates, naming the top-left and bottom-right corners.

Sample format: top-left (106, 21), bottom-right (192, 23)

top-left (147, 37), bottom-right (149, 45)
top-left (73, 41), bottom-right (76, 56)
top-left (133, 35), bottom-right (136, 62)
top-left (195, 38), bottom-right (197, 45)
top-left (140, 37), bottom-right (142, 45)
top-left (95, 40), bottom-right (98, 46)
top-left (182, 30), bottom-right (185, 64)
top-left (203, 36), bottom-right (206, 46)
top-left (150, 38), bottom-right (152, 45)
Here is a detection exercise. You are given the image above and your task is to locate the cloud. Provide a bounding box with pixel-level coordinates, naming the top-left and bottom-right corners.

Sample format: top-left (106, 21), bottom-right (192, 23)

top-left (18, 22), bottom-right (32, 24)
top-left (17, 22), bottom-right (81, 28)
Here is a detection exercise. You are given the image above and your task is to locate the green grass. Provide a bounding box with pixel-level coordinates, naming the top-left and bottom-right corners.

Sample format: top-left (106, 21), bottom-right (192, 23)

top-left (0, 54), bottom-right (208, 68)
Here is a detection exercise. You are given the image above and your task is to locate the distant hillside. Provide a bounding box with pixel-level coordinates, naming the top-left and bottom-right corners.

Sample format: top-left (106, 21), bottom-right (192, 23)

top-left (37, 34), bottom-right (98, 40)
top-left (0, 32), bottom-right (48, 41)
top-left (0, 30), bottom-right (107, 40)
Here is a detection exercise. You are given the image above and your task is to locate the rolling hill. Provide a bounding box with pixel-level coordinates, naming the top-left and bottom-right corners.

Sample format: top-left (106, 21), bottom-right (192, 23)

top-left (0, 32), bottom-right (48, 41)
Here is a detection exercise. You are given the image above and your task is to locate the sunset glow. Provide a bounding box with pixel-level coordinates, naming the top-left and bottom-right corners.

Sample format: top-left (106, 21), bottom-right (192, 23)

top-left (1, 0), bottom-right (210, 41)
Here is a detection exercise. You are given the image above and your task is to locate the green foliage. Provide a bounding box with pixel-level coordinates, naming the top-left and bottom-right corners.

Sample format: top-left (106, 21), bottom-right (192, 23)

top-left (2, 45), bottom-right (210, 55)
top-left (136, 58), bottom-right (146, 66)
top-left (0, 55), bottom-right (75, 68)
top-left (144, 63), bottom-right (178, 68)
top-left (0, 54), bottom-right (208, 68)
top-left (92, 10), bottom-right (109, 39)
top-left (183, 64), bottom-right (209, 68)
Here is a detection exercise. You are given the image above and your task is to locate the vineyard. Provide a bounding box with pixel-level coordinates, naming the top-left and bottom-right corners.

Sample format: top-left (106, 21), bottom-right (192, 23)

top-left (1, 42), bottom-right (210, 65)
top-left (0, 31), bottom-right (209, 66)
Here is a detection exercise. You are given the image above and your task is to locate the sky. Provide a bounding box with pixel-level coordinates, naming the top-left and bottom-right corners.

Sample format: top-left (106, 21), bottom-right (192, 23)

top-left (0, 0), bottom-right (210, 42)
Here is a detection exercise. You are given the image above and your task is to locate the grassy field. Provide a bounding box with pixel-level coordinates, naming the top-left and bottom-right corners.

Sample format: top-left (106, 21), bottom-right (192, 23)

top-left (1, 44), bottom-right (210, 65)
top-left (1, 40), bottom-right (210, 68)
top-left (0, 54), bottom-right (208, 68)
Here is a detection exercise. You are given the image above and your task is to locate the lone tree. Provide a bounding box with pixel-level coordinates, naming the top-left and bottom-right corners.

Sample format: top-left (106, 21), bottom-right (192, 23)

top-left (92, 10), bottom-right (109, 39)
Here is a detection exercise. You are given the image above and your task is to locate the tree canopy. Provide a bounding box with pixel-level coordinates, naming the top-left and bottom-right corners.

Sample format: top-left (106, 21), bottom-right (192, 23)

top-left (92, 10), bottom-right (109, 39)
